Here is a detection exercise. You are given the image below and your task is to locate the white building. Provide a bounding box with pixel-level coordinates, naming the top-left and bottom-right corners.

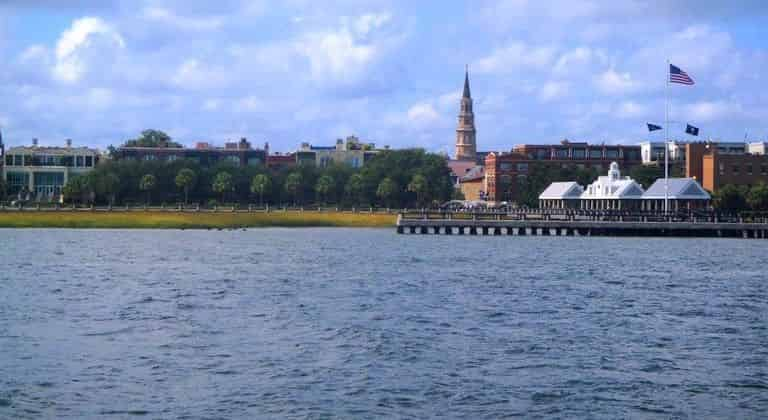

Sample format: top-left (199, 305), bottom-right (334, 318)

top-left (2, 139), bottom-right (100, 202)
top-left (641, 178), bottom-right (711, 211)
top-left (749, 142), bottom-right (768, 155)
top-left (640, 141), bottom-right (685, 164)
top-left (579, 162), bottom-right (645, 210)
top-left (538, 182), bottom-right (583, 209)
top-left (296, 136), bottom-right (379, 168)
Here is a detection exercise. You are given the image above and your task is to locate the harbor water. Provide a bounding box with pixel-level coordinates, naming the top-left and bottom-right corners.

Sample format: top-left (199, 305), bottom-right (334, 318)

top-left (1, 229), bottom-right (766, 418)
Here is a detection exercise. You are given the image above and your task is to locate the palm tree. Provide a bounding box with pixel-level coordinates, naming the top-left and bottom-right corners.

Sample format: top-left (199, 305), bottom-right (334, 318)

top-left (250, 174), bottom-right (271, 206)
top-left (344, 173), bottom-right (364, 205)
top-left (212, 172), bottom-right (234, 204)
top-left (376, 177), bottom-right (397, 208)
top-left (315, 175), bottom-right (334, 205)
top-left (139, 174), bottom-right (156, 205)
top-left (175, 168), bottom-right (196, 204)
top-left (284, 172), bottom-right (303, 206)
top-left (407, 174), bottom-right (428, 207)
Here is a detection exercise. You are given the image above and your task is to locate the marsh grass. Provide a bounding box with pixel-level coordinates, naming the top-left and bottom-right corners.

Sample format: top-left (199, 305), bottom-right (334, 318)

top-left (0, 211), bottom-right (396, 229)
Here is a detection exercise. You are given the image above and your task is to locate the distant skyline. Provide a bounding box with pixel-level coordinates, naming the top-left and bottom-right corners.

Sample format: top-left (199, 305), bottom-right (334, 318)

top-left (1, 0), bottom-right (767, 152)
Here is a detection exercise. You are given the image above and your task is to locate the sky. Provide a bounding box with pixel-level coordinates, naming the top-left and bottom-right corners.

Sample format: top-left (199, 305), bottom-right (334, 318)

top-left (1, 0), bottom-right (767, 153)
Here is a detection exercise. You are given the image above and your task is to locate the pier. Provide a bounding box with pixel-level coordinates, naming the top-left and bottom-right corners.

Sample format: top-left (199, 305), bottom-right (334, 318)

top-left (396, 209), bottom-right (768, 239)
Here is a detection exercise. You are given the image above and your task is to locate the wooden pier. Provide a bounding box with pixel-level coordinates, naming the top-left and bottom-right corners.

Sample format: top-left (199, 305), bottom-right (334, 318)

top-left (396, 210), bottom-right (768, 239)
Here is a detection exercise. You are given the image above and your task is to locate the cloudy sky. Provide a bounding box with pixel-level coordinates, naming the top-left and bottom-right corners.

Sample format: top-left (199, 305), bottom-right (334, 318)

top-left (1, 0), bottom-right (767, 153)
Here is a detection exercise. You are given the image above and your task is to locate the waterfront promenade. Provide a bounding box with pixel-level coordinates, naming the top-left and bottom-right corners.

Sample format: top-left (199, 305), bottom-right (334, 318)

top-left (396, 209), bottom-right (768, 239)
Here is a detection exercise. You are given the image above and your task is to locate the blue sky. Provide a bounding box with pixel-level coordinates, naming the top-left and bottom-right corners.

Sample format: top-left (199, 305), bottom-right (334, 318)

top-left (1, 0), bottom-right (767, 153)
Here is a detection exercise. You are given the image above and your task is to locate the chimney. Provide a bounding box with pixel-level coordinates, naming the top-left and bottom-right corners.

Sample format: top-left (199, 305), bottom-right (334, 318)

top-left (32, 138), bottom-right (38, 147)
top-left (66, 138), bottom-right (72, 148)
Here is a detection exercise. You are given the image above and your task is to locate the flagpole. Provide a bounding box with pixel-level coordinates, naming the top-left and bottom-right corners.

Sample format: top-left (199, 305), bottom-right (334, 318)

top-left (664, 59), bottom-right (670, 214)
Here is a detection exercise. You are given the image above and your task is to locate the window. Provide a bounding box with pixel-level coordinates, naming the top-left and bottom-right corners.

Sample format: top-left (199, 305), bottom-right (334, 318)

top-left (536, 149), bottom-right (549, 159)
top-left (6, 172), bottom-right (29, 188)
top-left (85, 156), bottom-right (93, 167)
top-left (247, 157), bottom-right (262, 166)
top-left (516, 163), bottom-right (528, 173)
top-left (14, 155), bottom-right (23, 166)
top-left (555, 149), bottom-right (568, 159)
top-left (747, 164), bottom-right (753, 175)
top-left (733, 165), bottom-right (739, 175)
top-left (719, 163), bottom-right (725, 175)
top-left (143, 155), bottom-right (156, 161)
top-left (606, 150), bottom-right (619, 158)
top-left (167, 155), bottom-right (178, 162)
top-left (5, 155), bottom-right (12, 166)
top-left (762, 165), bottom-right (767, 175)
top-left (76, 156), bottom-right (85, 166)
top-left (589, 150), bottom-right (602, 159)
top-left (572, 149), bottom-right (586, 159)
top-left (500, 162), bottom-right (512, 171)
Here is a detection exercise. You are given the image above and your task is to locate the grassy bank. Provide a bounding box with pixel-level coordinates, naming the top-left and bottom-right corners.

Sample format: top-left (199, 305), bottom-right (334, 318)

top-left (0, 211), bottom-right (397, 229)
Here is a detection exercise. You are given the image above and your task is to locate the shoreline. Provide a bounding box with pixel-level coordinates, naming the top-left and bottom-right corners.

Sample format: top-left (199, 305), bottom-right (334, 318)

top-left (0, 211), bottom-right (397, 229)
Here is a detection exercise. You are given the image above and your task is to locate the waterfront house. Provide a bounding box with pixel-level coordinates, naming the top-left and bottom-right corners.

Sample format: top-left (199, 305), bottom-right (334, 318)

top-left (2, 139), bottom-right (100, 202)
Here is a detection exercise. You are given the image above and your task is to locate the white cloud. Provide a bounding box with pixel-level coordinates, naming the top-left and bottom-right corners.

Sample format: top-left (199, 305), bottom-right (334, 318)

top-left (353, 13), bottom-right (391, 36)
top-left (235, 96), bottom-right (264, 112)
top-left (539, 81), bottom-right (569, 102)
top-left (171, 59), bottom-right (229, 89)
top-left (475, 41), bottom-right (556, 74)
top-left (615, 101), bottom-right (648, 119)
top-left (53, 17), bottom-right (124, 83)
top-left (683, 100), bottom-right (741, 122)
top-left (407, 103), bottom-right (440, 123)
top-left (143, 7), bottom-right (225, 31)
top-left (595, 68), bottom-right (640, 95)
top-left (297, 13), bottom-right (398, 84)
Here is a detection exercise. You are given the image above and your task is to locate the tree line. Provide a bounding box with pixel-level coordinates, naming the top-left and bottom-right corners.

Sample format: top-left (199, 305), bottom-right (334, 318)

top-left (60, 148), bottom-right (454, 208)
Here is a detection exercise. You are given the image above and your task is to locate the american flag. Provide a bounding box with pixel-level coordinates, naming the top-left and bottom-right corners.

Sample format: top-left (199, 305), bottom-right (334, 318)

top-left (670, 64), bottom-right (694, 85)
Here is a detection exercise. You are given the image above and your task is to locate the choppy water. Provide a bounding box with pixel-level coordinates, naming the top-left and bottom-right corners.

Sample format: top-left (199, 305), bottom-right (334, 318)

top-left (1, 229), bottom-right (766, 419)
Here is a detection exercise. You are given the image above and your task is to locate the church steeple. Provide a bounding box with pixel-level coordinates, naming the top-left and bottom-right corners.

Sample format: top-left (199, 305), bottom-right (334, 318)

top-left (455, 67), bottom-right (477, 161)
top-left (462, 67), bottom-right (471, 98)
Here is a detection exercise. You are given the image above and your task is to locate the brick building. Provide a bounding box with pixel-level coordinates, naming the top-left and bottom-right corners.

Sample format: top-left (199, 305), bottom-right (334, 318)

top-left (484, 141), bottom-right (642, 203)
top-left (685, 142), bottom-right (768, 191)
top-left (113, 138), bottom-right (266, 167)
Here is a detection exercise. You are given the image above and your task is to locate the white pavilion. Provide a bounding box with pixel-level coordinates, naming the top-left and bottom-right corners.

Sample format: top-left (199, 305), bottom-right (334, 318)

top-left (539, 162), bottom-right (711, 211)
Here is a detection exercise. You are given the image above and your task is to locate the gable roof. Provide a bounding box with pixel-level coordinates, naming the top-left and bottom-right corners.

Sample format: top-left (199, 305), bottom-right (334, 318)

top-left (643, 178), bottom-right (711, 200)
top-left (460, 166), bottom-right (485, 182)
top-left (539, 182), bottom-right (584, 200)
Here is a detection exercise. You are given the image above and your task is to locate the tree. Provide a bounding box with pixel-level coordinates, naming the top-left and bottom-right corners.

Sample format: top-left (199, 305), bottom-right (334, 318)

top-left (212, 172), bottom-right (234, 203)
top-left (284, 172), bottom-right (303, 205)
top-left (97, 173), bottom-right (120, 206)
top-left (344, 173), bottom-right (364, 205)
top-left (747, 182), bottom-right (768, 211)
top-left (63, 176), bottom-right (85, 205)
top-left (712, 184), bottom-right (748, 212)
top-left (629, 165), bottom-right (664, 189)
top-left (175, 168), bottom-right (196, 204)
top-left (315, 175), bottom-right (334, 205)
top-left (122, 129), bottom-right (182, 148)
top-left (139, 174), bottom-right (156, 205)
top-left (407, 174), bottom-right (429, 206)
top-left (250, 174), bottom-right (271, 206)
top-left (376, 177), bottom-right (398, 208)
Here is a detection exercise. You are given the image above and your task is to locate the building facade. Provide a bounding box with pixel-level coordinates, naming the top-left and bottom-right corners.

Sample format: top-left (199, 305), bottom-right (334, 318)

top-left (113, 138), bottom-right (267, 167)
top-left (296, 136), bottom-right (378, 168)
top-left (685, 142), bottom-right (768, 191)
top-left (2, 139), bottom-right (100, 202)
top-left (484, 141), bottom-right (642, 203)
top-left (454, 70), bottom-right (477, 161)
top-left (539, 163), bottom-right (710, 211)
